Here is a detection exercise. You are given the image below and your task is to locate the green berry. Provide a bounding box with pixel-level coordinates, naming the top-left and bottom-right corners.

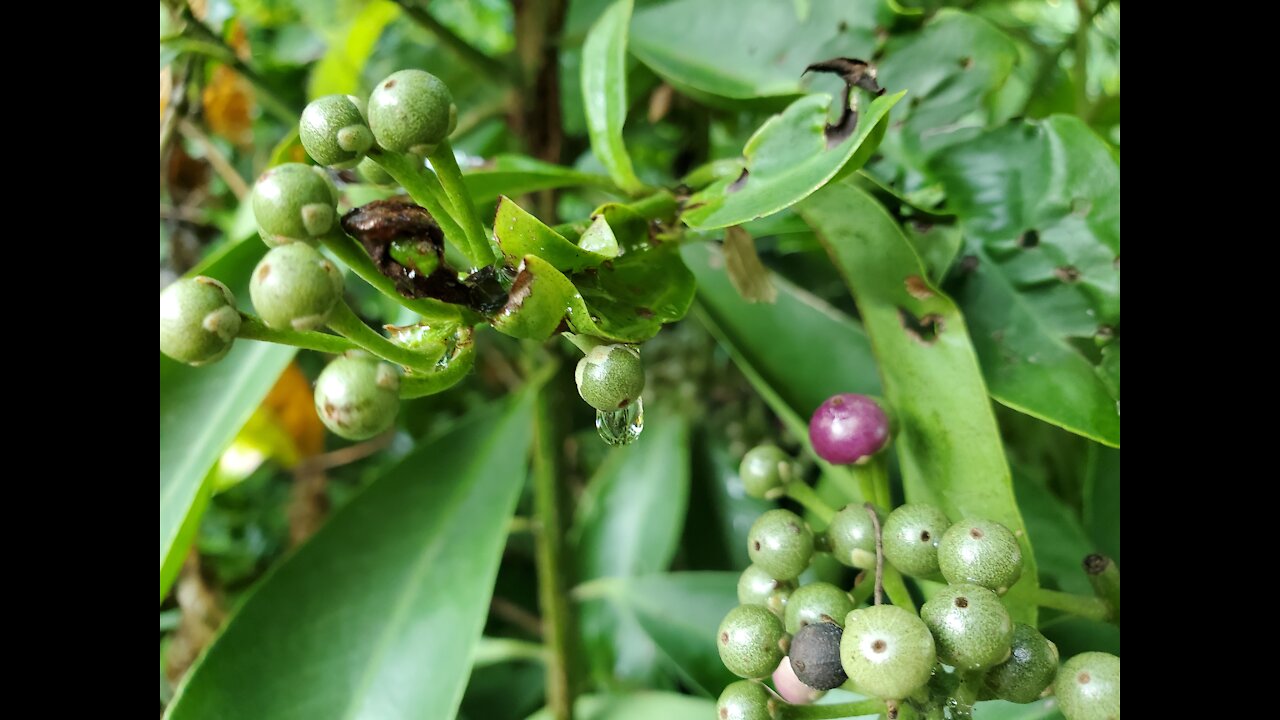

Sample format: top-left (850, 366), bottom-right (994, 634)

top-left (747, 509), bottom-right (814, 581)
top-left (920, 583), bottom-right (1013, 671)
top-left (314, 352), bottom-right (401, 440)
top-left (840, 604), bottom-right (936, 700)
top-left (249, 243), bottom-right (344, 331)
top-left (1054, 652), bottom-right (1119, 720)
top-left (300, 95), bottom-right (374, 168)
top-left (717, 604), bottom-right (788, 679)
top-left (788, 621), bottom-right (847, 691)
top-left (574, 344), bottom-right (645, 412)
top-left (938, 519), bottom-right (1023, 594)
top-left (737, 564), bottom-right (794, 619)
top-left (882, 504), bottom-right (950, 579)
top-left (252, 163), bottom-right (340, 247)
top-left (367, 69), bottom-right (457, 155)
top-left (985, 623), bottom-right (1058, 703)
top-left (357, 156), bottom-right (396, 187)
top-left (784, 582), bottom-right (855, 634)
top-left (827, 504), bottom-right (883, 569)
top-left (716, 680), bottom-right (773, 720)
top-left (739, 444), bottom-right (794, 499)
top-left (159, 276), bottom-right (240, 366)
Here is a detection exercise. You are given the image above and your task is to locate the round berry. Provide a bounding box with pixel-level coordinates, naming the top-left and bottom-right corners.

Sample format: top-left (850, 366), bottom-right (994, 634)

top-left (737, 565), bottom-right (794, 619)
top-left (919, 583), bottom-right (1013, 671)
top-left (827, 504), bottom-right (883, 569)
top-left (252, 163), bottom-right (340, 247)
top-left (717, 604), bottom-right (787, 679)
top-left (357, 156), bottom-right (396, 187)
top-left (159, 276), bottom-right (240, 365)
top-left (883, 504), bottom-right (950, 578)
top-left (784, 582), bottom-right (855, 634)
top-left (747, 509), bottom-right (815, 581)
top-left (788, 621), bottom-right (847, 691)
top-left (716, 680), bottom-right (773, 720)
top-left (938, 519), bottom-right (1023, 594)
top-left (574, 344), bottom-right (645, 412)
top-left (300, 95), bottom-right (374, 168)
top-left (367, 69), bottom-right (457, 155)
top-left (739, 444), bottom-right (794, 499)
top-left (1054, 652), bottom-right (1119, 720)
top-left (808, 393), bottom-right (890, 465)
top-left (840, 604), bottom-right (936, 700)
top-left (314, 352), bottom-right (401, 440)
top-left (249, 243), bottom-right (344, 331)
top-left (773, 656), bottom-right (823, 705)
top-left (985, 623), bottom-right (1058, 703)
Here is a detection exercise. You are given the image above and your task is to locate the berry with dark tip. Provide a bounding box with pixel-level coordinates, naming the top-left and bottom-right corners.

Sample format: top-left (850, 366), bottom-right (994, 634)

top-left (739, 444), bottom-right (794, 499)
top-left (251, 163), bottom-right (340, 247)
top-left (367, 69), bottom-right (457, 155)
top-left (716, 680), bottom-right (773, 720)
top-left (788, 621), bottom-right (847, 691)
top-left (717, 604), bottom-right (788, 679)
top-left (159, 276), bottom-right (240, 365)
top-left (808, 393), bottom-right (890, 465)
top-left (827, 503), bottom-right (883, 569)
top-left (784, 582), bottom-right (855, 634)
top-left (574, 344), bottom-right (645, 412)
top-left (737, 564), bottom-right (794, 619)
top-left (985, 623), bottom-right (1059, 703)
top-left (840, 604), bottom-right (936, 700)
top-left (1054, 652), bottom-right (1119, 720)
top-left (300, 94), bottom-right (374, 168)
top-left (249, 243), bottom-right (344, 331)
top-left (882, 503), bottom-right (950, 578)
top-left (938, 519), bottom-right (1023, 594)
top-left (314, 352), bottom-right (401, 440)
top-left (920, 583), bottom-right (1013, 671)
top-left (747, 509), bottom-right (815, 581)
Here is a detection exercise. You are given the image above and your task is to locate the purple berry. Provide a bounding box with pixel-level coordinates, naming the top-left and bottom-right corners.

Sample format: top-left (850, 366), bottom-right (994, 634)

top-left (809, 394), bottom-right (890, 465)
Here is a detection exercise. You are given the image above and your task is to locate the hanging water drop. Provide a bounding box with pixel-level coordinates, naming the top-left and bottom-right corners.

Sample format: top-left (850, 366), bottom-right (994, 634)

top-left (596, 397), bottom-right (644, 445)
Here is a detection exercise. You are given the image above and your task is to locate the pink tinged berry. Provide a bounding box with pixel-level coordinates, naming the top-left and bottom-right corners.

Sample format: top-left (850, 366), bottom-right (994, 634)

top-left (809, 394), bottom-right (890, 465)
top-left (773, 656), bottom-right (824, 705)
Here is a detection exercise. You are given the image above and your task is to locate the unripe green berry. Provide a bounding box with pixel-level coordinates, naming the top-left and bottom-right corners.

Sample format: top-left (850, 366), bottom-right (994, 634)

top-left (938, 519), bottom-right (1023, 594)
top-left (827, 504), bottom-right (883, 569)
top-left (357, 156), bottom-right (396, 187)
top-left (717, 604), bottom-right (787, 679)
top-left (882, 503), bottom-right (950, 579)
top-left (788, 621), bottom-right (847, 691)
top-left (314, 352), bottom-right (401, 440)
top-left (300, 95), bottom-right (374, 168)
top-left (747, 509), bottom-right (814, 581)
top-left (159, 276), bottom-right (240, 366)
top-left (574, 344), bottom-right (645, 412)
top-left (840, 604), bottom-right (936, 700)
top-left (920, 583), bottom-right (1013, 671)
top-left (367, 69), bottom-right (457, 155)
top-left (784, 582), bottom-right (855, 634)
top-left (252, 163), bottom-right (340, 246)
top-left (716, 680), bottom-right (773, 720)
top-left (737, 565), bottom-right (794, 619)
top-left (249, 243), bottom-right (344, 331)
top-left (1054, 652), bottom-right (1119, 720)
top-left (985, 623), bottom-right (1058, 703)
top-left (739, 444), bottom-right (794, 499)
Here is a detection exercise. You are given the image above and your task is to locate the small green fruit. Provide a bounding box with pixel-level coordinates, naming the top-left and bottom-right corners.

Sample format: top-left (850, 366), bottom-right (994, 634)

top-left (1054, 652), bottom-right (1119, 720)
top-left (251, 163), bottom-right (340, 246)
top-left (827, 504), bottom-right (883, 569)
top-left (300, 95), bottom-right (373, 168)
top-left (840, 604), bottom-right (936, 700)
top-left (784, 582), bottom-right (855, 634)
top-left (985, 623), bottom-right (1058, 703)
top-left (919, 583), bottom-right (1013, 671)
top-left (739, 444), bottom-right (794, 499)
top-left (938, 519), bottom-right (1023, 594)
top-left (882, 503), bottom-right (950, 578)
top-left (747, 509), bottom-right (814, 581)
top-left (717, 604), bottom-right (788, 679)
top-left (716, 680), bottom-right (773, 720)
top-left (574, 344), bottom-right (645, 412)
top-left (249, 243), bottom-right (344, 331)
top-left (314, 352), bottom-right (401, 440)
top-left (737, 564), bottom-right (794, 619)
top-left (159, 276), bottom-right (240, 365)
top-left (367, 69), bottom-right (457, 155)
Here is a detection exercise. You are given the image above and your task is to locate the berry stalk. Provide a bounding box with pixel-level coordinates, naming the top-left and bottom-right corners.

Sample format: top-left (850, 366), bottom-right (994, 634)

top-left (369, 150), bottom-right (468, 250)
top-left (427, 141), bottom-right (498, 267)
top-left (785, 483), bottom-right (836, 524)
top-left (774, 698), bottom-right (885, 719)
top-left (325, 302), bottom-right (439, 374)
top-left (236, 313), bottom-right (357, 354)
top-left (1034, 587), bottom-right (1112, 622)
top-left (317, 231), bottom-right (462, 322)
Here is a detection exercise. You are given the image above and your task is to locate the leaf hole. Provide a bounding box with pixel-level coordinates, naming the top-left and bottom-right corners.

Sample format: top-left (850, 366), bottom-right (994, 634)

top-left (898, 308), bottom-right (944, 345)
top-left (1017, 230), bottom-right (1040, 248)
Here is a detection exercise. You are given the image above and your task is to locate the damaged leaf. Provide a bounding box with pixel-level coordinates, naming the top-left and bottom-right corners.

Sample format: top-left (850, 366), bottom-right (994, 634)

top-left (494, 196), bottom-right (617, 274)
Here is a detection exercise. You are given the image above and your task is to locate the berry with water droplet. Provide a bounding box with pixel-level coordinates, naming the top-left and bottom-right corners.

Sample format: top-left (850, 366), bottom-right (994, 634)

top-left (920, 583), bottom-right (1013, 671)
top-left (883, 503), bottom-right (950, 578)
top-left (1054, 652), bottom-right (1119, 720)
top-left (840, 604), bottom-right (936, 700)
top-left (938, 519), bottom-right (1023, 594)
top-left (784, 582), bottom-right (854, 634)
top-left (985, 623), bottom-right (1058, 703)
top-left (576, 344), bottom-right (645, 412)
top-left (747, 509), bottom-right (814, 581)
top-left (159, 276), bottom-right (240, 366)
top-left (808, 393), bottom-right (890, 465)
top-left (717, 604), bottom-right (787, 679)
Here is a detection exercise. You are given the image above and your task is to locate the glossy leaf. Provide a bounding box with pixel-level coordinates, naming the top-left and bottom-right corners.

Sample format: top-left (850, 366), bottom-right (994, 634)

top-left (494, 196), bottom-right (616, 273)
top-left (683, 91), bottom-right (906, 229)
top-left (567, 243), bottom-right (696, 343)
top-left (166, 393), bottom-right (536, 720)
top-left (796, 181), bottom-right (1039, 624)
top-left (528, 692), bottom-right (715, 720)
top-left (629, 0), bottom-right (882, 102)
top-left (160, 239), bottom-right (296, 603)
top-left (582, 0), bottom-right (645, 193)
top-left (464, 155), bottom-right (617, 207)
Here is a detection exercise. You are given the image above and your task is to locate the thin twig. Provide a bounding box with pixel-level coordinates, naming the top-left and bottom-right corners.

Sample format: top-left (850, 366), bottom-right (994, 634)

top-left (295, 431), bottom-right (395, 473)
top-left (179, 119), bottom-right (251, 199)
top-left (491, 595), bottom-right (545, 638)
top-left (391, 0), bottom-right (515, 82)
top-left (865, 502), bottom-right (884, 606)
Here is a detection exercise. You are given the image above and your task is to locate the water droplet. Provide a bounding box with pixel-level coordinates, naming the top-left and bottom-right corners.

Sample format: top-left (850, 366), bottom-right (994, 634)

top-left (596, 397), bottom-right (644, 446)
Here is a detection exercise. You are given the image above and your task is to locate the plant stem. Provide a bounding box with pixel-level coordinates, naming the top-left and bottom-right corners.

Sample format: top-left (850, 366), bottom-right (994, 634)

top-left (561, 333), bottom-right (609, 355)
top-left (866, 502), bottom-right (884, 605)
top-left (1035, 588), bottom-right (1112, 622)
top-left (530, 365), bottom-right (580, 720)
top-left (785, 483), bottom-right (836, 524)
top-left (391, 0), bottom-right (515, 83)
top-left (428, 141), bottom-right (497, 268)
top-left (883, 565), bottom-right (915, 613)
top-left (369, 150), bottom-right (468, 250)
top-left (325, 302), bottom-right (437, 373)
top-left (317, 231), bottom-right (461, 322)
top-left (776, 699), bottom-right (885, 719)
top-left (1084, 554), bottom-right (1120, 623)
top-left (237, 313), bottom-right (358, 353)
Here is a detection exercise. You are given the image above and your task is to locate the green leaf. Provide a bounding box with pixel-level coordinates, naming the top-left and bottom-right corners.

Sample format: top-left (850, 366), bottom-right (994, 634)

top-left (464, 155), bottom-right (617, 206)
top-left (567, 243), bottom-right (696, 343)
top-left (528, 692), bottom-right (715, 720)
top-left (160, 239), bottom-right (296, 603)
top-left (1010, 464), bottom-right (1093, 595)
top-left (796, 181), bottom-right (1039, 624)
top-left (494, 196), bottom-right (616, 273)
top-left (582, 0), bottom-right (645, 194)
top-left (1083, 443), bottom-right (1120, 564)
top-left (307, 0), bottom-right (400, 98)
top-left (629, 0), bottom-right (882, 103)
top-left (972, 699), bottom-right (1064, 720)
top-left (682, 91), bottom-right (905, 230)
top-left (166, 392), bottom-right (537, 720)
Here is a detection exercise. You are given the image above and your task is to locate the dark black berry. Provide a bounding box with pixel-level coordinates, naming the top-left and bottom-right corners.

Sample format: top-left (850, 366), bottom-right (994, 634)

top-left (788, 621), bottom-right (847, 691)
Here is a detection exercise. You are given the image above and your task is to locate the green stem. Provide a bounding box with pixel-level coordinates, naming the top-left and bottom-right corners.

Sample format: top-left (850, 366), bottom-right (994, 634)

top-left (1035, 588), bottom-right (1112, 622)
top-left (169, 5), bottom-right (296, 123)
top-left (530, 363), bottom-right (580, 720)
top-left (1084, 554), bottom-right (1120, 623)
top-left (428, 141), bottom-right (497, 268)
top-left (882, 565), bottom-right (915, 613)
top-left (391, 0), bottom-right (516, 83)
top-left (777, 699), bottom-right (885, 719)
top-left (317, 231), bottom-right (461, 322)
top-left (237, 313), bottom-right (357, 353)
top-left (952, 670), bottom-right (984, 716)
top-left (1072, 0), bottom-right (1091, 119)
top-left (561, 332), bottom-right (609, 355)
top-left (370, 151), bottom-right (468, 251)
top-left (325, 302), bottom-right (437, 373)
top-left (785, 483), bottom-right (836, 524)
top-left (848, 463), bottom-right (878, 509)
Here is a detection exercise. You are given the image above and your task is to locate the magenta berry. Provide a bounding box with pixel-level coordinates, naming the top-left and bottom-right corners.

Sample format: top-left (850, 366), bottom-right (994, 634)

top-left (808, 394), bottom-right (890, 465)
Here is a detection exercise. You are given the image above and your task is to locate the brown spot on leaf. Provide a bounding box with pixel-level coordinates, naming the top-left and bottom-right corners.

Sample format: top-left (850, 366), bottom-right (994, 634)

top-left (1055, 266), bottom-right (1082, 283)
top-left (727, 168), bottom-right (750, 194)
top-left (803, 57), bottom-right (885, 147)
top-left (899, 308), bottom-right (944, 345)
top-left (1018, 230), bottom-right (1040, 248)
top-left (905, 275), bottom-right (934, 300)
top-left (635, 307), bottom-right (655, 319)
top-left (959, 56), bottom-right (974, 70)
top-left (959, 254), bottom-right (980, 273)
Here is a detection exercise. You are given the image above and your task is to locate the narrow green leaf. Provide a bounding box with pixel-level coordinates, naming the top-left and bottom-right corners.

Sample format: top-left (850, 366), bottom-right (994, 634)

top-left (796, 181), bottom-right (1039, 624)
top-left (160, 239), bottom-right (295, 603)
top-left (166, 393), bottom-right (537, 720)
top-left (582, 0), bottom-right (645, 194)
top-left (307, 1), bottom-right (400, 98)
top-left (1083, 443), bottom-right (1120, 564)
top-left (464, 155), bottom-right (617, 206)
top-left (528, 692), bottom-right (715, 720)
